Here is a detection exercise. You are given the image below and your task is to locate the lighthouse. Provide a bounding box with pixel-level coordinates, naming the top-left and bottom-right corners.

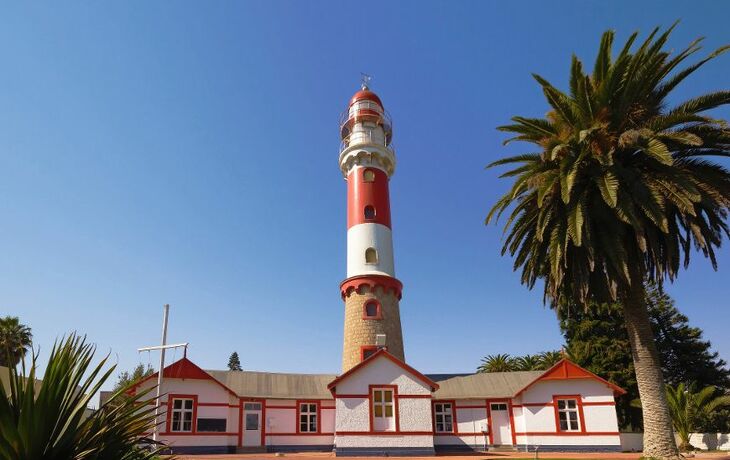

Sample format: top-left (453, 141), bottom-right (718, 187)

top-left (338, 83), bottom-right (405, 372)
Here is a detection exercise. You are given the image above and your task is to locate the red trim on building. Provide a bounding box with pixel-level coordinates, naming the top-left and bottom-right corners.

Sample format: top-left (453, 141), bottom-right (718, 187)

top-left (295, 400), bottom-right (321, 434)
top-left (335, 431), bottom-right (433, 436)
top-left (485, 401), bottom-right (493, 445)
top-left (432, 400), bottom-right (458, 434)
top-left (360, 345), bottom-right (379, 362)
top-left (508, 399), bottom-right (517, 446)
top-left (552, 394), bottom-right (587, 434)
top-left (327, 348), bottom-right (439, 392)
top-left (362, 299), bottom-right (383, 320)
top-left (368, 384), bottom-right (399, 433)
top-left (128, 357), bottom-right (238, 398)
top-left (237, 399), bottom-right (243, 448)
top-left (165, 394), bottom-right (199, 434)
top-left (347, 167), bottom-right (391, 229)
top-left (266, 432), bottom-right (335, 436)
top-left (514, 359), bottom-right (626, 397)
top-left (514, 431), bottom-right (620, 436)
top-left (260, 399), bottom-right (266, 447)
top-left (340, 274), bottom-right (403, 300)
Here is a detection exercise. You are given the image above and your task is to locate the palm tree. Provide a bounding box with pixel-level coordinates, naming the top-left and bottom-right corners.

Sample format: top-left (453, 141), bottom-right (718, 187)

top-left (538, 351), bottom-right (564, 369)
top-left (665, 383), bottom-right (730, 451)
top-left (513, 354), bottom-right (543, 371)
top-left (0, 316), bottom-right (32, 368)
top-left (477, 353), bottom-right (515, 372)
top-left (486, 25), bottom-right (730, 460)
top-left (0, 334), bottom-right (166, 459)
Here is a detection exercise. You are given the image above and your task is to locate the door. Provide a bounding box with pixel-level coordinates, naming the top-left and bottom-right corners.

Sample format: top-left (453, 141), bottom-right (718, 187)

top-left (242, 402), bottom-right (262, 447)
top-left (489, 402), bottom-right (512, 446)
top-left (371, 388), bottom-right (396, 432)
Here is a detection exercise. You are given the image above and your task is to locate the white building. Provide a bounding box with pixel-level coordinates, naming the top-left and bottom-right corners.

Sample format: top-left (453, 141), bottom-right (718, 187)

top-left (130, 85), bottom-right (625, 455)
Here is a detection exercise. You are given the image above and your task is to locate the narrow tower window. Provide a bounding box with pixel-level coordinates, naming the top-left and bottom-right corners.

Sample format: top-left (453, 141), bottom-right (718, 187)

top-left (363, 169), bottom-right (375, 182)
top-left (364, 205), bottom-right (376, 220)
top-left (365, 247), bottom-right (378, 264)
top-left (363, 300), bottom-right (382, 319)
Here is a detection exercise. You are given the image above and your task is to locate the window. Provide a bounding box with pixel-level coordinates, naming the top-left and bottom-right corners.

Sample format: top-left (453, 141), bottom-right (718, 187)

top-left (361, 346), bottom-right (378, 361)
top-left (557, 399), bottom-right (580, 431)
top-left (244, 402), bottom-right (261, 410)
top-left (365, 247), bottom-right (378, 264)
top-left (245, 413), bottom-right (259, 430)
top-left (363, 169), bottom-right (375, 182)
top-left (197, 418), bottom-right (226, 432)
top-left (363, 300), bottom-right (381, 319)
top-left (171, 398), bottom-right (194, 432)
top-left (434, 403), bottom-right (453, 432)
top-left (299, 403), bottom-right (318, 433)
top-left (364, 205), bottom-right (376, 219)
top-left (372, 388), bottom-right (394, 419)
top-left (490, 403), bottom-right (508, 411)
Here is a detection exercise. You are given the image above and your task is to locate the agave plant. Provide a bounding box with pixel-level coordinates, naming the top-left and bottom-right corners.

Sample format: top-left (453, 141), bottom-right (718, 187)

top-left (486, 24), bottom-right (729, 460)
top-left (0, 334), bottom-right (167, 459)
top-left (665, 383), bottom-right (730, 451)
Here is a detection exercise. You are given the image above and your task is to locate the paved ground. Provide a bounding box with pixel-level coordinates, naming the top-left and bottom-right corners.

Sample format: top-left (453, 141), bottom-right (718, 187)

top-left (175, 451), bottom-right (730, 460)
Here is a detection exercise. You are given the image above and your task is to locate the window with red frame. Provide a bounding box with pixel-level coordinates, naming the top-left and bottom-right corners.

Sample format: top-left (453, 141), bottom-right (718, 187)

top-left (361, 346), bottom-right (378, 361)
top-left (299, 402), bottom-right (318, 433)
top-left (171, 398), bottom-right (194, 432)
top-left (363, 300), bottom-right (381, 319)
top-left (557, 398), bottom-right (580, 431)
top-left (434, 402), bottom-right (454, 432)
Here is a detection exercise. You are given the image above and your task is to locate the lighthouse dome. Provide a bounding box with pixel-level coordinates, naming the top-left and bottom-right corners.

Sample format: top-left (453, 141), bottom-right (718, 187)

top-left (349, 89), bottom-right (383, 107)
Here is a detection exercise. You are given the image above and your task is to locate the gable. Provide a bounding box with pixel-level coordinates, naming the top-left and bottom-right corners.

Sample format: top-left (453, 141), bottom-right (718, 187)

top-left (328, 349), bottom-right (438, 395)
top-left (514, 359), bottom-right (625, 397)
top-left (129, 357), bottom-right (237, 397)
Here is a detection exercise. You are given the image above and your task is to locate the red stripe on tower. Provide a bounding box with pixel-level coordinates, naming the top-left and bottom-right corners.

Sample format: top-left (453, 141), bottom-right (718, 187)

top-left (347, 167), bottom-right (391, 229)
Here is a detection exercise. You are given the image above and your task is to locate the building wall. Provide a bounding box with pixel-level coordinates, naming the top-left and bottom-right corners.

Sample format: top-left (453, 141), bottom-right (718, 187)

top-left (333, 355), bottom-right (435, 455)
top-left (264, 399), bottom-right (336, 449)
top-left (512, 379), bottom-right (621, 451)
top-left (334, 357), bottom-right (430, 396)
top-left (137, 377), bottom-right (240, 449)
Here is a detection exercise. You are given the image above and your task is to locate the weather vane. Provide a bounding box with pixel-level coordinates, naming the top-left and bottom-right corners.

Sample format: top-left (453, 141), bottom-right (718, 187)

top-left (360, 73), bottom-right (372, 90)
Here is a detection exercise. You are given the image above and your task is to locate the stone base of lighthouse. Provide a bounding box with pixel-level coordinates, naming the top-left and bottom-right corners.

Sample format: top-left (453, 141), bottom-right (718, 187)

top-left (341, 283), bottom-right (405, 372)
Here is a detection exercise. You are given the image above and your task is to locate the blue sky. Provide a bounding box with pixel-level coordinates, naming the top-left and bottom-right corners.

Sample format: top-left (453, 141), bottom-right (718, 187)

top-left (2, 1), bottom-right (729, 391)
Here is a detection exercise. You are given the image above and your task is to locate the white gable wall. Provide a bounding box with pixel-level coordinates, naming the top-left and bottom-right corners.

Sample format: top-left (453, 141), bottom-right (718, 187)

top-left (514, 379), bottom-right (621, 451)
top-left (334, 356), bottom-right (431, 395)
top-left (136, 377), bottom-right (239, 449)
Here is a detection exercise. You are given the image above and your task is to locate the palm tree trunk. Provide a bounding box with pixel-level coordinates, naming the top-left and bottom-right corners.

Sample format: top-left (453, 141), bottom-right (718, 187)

top-left (622, 278), bottom-right (680, 460)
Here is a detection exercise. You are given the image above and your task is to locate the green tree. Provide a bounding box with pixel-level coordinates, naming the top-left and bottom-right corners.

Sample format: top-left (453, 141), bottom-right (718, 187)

top-left (647, 286), bottom-right (729, 388)
top-left (665, 383), bottom-right (730, 451)
top-left (513, 354), bottom-right (543, 371)
top-left (486, 25), bottom-right (730, 460)
top-left (113, 363), bottom-right (155, 392)
top-left (538, 350), bottom-right (564, 369)
top-left (0, 316), bottom-right (32, 368)
top-left (0, 334), bottom-right (165, 459)
top-left (228, 351), bottom-right (242, 371)
top-left (560, 283), bottom-right (730, 430)
top-left (477, 353), bottom-right (515, 372)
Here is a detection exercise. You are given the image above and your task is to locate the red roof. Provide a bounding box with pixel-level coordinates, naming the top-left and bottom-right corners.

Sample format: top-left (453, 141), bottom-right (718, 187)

top-left (514, 358), bottom-right (626, 397)
top-left (349, 89), bottom-right (383, 107)
top-left (127, 356), bottom-right (238, 397)
top-left (327, 348), bottom-right (439, 393)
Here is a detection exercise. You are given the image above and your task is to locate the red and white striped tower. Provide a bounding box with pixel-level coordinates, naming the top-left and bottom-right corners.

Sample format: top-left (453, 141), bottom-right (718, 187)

top-left (338, 83), bottom-right (405, 372)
